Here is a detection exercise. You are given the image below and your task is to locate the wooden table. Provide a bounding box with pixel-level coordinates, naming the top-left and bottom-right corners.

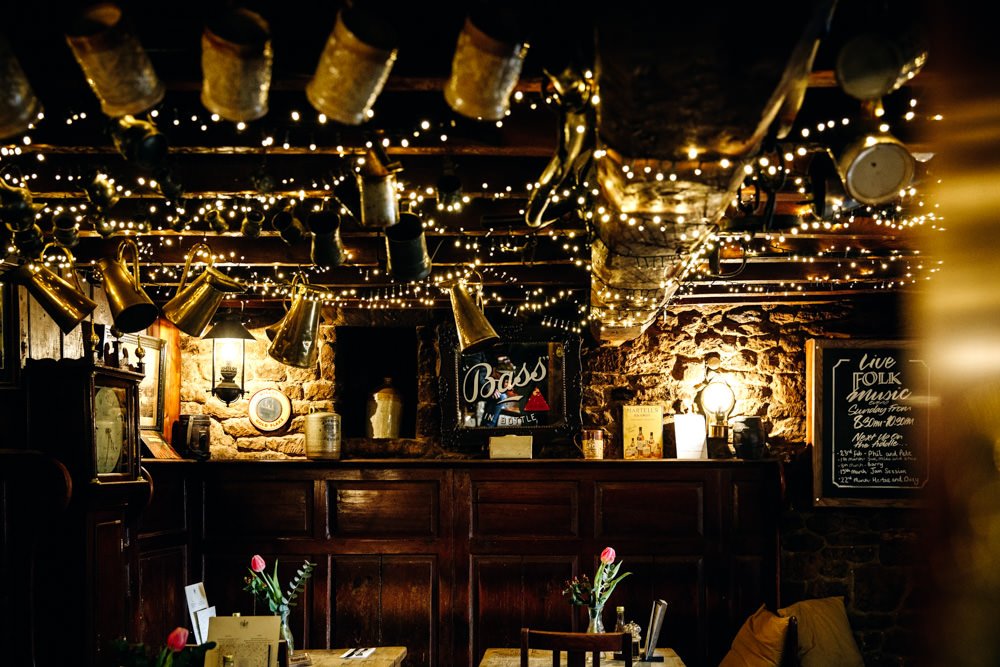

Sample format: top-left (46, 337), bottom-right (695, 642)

top-left (479, 647), bottom-right (685, 667)
top-left (301, 647), bottom-right (407, 666)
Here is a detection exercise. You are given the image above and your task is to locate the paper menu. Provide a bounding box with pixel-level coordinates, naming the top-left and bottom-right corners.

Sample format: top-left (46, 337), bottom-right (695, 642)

top-left (185, 582), bottom-right (210, 644)
top-left (205, 615), bottom-right (281, 667)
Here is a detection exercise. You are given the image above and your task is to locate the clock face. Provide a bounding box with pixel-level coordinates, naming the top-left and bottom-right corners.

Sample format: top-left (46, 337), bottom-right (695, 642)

top-left (94, 385), bottom-right (126, 474)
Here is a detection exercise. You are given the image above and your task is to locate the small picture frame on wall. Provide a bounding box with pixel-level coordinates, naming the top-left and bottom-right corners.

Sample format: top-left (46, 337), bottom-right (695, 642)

top-left (120, 334), bottom-right (166, 433)
top-left (622, 405), bottom-right (664, 459)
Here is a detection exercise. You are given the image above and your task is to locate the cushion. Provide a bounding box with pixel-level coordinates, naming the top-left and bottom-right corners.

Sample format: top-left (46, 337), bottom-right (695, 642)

top-left (777, 596), bottom-right (864, 667)
top-left (719, 604), bottom-right (790, 667)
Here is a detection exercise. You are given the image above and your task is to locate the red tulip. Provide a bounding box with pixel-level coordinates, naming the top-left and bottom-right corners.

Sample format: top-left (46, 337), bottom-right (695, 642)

top-left (600, 547), bottom-right (616, 564)
top-left (167, 627), bottom-right (189, 652)
top-left (251, 554), bottom-right (266, 572)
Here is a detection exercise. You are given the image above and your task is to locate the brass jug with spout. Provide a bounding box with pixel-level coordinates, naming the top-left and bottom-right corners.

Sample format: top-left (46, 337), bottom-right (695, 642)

top-left (162, 242), bottom-right (246, 337)
top-left (13, 243), bottom-right (97, 334)
top-left (448, 277), bottom-right (498, 353)
top-left (97, 238), bottom-right (158, 333)
top-left (267, 274), bottom-right (324, 368)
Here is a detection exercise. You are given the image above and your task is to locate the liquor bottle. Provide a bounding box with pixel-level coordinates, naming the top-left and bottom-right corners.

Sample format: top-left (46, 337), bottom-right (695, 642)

top-left (614, 606), bottom-right (625, 633)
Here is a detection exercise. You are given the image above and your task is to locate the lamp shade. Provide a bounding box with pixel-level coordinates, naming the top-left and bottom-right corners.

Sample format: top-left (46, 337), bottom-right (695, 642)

top-left (203, 313), bottom-right (256, 342)
top-left (699, 380), bottom-right (736, 417)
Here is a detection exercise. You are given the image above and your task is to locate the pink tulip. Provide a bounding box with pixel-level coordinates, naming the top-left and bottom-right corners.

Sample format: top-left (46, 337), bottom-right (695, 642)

top-left (251, 554), bottom-right (266, 573)
top-left (600, 547), bottom-right (616, 564)
top-left (167, 627), bottom-right (189, 652)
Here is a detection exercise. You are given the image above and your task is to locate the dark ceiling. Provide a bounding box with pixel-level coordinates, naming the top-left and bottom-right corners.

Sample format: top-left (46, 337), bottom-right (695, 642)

top-left (0, 0), bottom-right (938, 334)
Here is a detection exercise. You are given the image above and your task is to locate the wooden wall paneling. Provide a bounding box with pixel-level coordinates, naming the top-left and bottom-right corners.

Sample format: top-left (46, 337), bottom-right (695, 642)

top-left (595, 479), bottom-right (707, 544)
top-left (472, 481), bottom-right (578, 539)
top-left (138, 463), bottom-right (193, 646)
top-left (470, 556), bottom-right (578, 664)
top-left (204, 479), bottom-right (313, 537)
top-left (331, 481), bottom-right (439, 537)
top-left (138, 546), bottom-right (190, 644)
top-left (89, 509), bottom-right (131, 665)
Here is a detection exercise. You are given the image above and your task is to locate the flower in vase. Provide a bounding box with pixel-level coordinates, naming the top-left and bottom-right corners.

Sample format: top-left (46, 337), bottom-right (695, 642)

top-left (562, 546), bottom-right (631, 629)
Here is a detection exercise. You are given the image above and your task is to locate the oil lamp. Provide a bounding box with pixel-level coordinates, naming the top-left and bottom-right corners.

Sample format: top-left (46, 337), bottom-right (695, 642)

top-left (204, 311), bottom-right (255, 406)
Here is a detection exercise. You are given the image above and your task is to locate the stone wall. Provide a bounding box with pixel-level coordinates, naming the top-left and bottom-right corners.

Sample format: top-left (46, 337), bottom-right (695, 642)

top-left (179, 308), bottom-right (443, 459)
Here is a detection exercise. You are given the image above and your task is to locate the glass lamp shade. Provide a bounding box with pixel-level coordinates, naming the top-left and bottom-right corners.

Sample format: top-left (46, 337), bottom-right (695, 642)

top-left (204, 314), bottom-right (255, 406)
top-left (698, 379), bottom-right (736, 437)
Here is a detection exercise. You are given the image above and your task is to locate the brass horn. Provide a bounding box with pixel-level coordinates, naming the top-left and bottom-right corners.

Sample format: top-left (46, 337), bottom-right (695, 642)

top-left (267, 275), bottom-right (324, 368)
top-left (12, 243), bottom-right (97, 334)
top-left (97, 238), bottom-right (158, 333)
top-left (449, 277), bottom-right (498, 353)
top-left (162, 242), bottom-right (246, 336)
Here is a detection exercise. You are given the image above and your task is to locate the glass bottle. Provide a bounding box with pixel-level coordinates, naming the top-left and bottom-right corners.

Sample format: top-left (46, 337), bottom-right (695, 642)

top-left (366, 376), bottom-right (403, 438)
top-left (614, 606), bottom-right (625, 633)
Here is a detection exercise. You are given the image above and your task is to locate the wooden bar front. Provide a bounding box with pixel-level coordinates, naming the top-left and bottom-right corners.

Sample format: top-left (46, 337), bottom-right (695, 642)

top-left (137, 460), bottom-right (782, 667)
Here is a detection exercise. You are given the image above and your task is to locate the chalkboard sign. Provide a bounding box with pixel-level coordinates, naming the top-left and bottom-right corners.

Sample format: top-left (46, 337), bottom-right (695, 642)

top-left (806, 339), bottom-right (930, 507)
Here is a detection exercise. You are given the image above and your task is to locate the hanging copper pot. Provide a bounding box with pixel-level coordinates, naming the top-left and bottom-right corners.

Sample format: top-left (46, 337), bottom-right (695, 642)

top-left (307, 208), bottom-right (345, 267)
top-left (12, 244), bottom-right (97, 334)
top-left (837, 132), bottom-right (916, 205)
top-left (96, 238), bottom-right (158, 332)
top-left (64, 3), bottom-right (164, 117)
top-left (162, 242), bottom-right (246, 337)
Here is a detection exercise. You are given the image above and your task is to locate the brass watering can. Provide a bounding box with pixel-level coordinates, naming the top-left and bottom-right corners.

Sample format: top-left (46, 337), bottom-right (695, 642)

top-left (13, 243), bottom-right (97, 334)
top-left (162, 242), bottom-right (246, 336)
top-left (97, 238), bottom-right (158, 333)
top-left (267, 274), bottom-right (324, 368)
top-left (449, 275), bottom-right (498, 353)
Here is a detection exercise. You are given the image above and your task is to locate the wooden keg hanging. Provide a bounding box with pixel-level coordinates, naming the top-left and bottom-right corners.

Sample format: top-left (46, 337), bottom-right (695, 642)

top-left (306, 6), bottom-right (398, 126)
top-left (201, 8), bottom-right (272, 122)
top-left (64, 3), bottom-right (164, 117)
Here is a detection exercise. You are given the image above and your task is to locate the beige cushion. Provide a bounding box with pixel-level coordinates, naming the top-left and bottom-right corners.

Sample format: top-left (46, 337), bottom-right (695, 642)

top-left (719, 604), bottom-right (790, 667)
top-left (778, 596), bottom-right (864, 667)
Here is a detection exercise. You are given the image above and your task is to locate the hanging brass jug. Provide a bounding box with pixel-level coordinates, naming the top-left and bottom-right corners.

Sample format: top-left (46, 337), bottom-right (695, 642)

top-left (97, 238), bottom-right (158, 333)
top-left (267, 275), bottom-right (324, 368)
top-left (13, 244), bottom-right (97, 334)
top-left (449, 278), bottom-right (498, 353)
top-left (162, 242), bottom-right (246, 337)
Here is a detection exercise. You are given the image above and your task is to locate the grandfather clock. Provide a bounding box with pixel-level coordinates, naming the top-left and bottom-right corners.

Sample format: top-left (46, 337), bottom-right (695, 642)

top-left (24, 358), bottom-right (151, 666)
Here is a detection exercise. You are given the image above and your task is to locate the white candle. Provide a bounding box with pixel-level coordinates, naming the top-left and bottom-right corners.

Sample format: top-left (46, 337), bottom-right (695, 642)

top-left (674, 414), bottom-right (707, 459)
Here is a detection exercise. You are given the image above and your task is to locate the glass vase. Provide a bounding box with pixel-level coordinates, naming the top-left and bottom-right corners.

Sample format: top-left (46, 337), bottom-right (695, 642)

top-left (280, 608), bottom-right (295, 654)
top-left (586, 604), bottom-right (605, 633)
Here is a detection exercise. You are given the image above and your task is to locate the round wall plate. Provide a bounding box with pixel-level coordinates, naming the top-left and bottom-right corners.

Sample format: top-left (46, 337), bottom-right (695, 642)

top-left (248, 388), bottom-right (293, 432)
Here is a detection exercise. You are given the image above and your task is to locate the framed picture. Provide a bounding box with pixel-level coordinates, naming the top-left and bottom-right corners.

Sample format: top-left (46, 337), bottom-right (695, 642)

top-left (438, 323), bottom-right (582, 452)
top-left (0, 282), bottom-right (16, 387)
top-left (622, 405), bottom-right (664, 459)
top-left (120, 333), bottom-right (166, 433)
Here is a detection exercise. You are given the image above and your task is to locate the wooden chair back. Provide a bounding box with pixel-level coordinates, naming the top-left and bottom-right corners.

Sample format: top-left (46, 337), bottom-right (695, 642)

top-left (520, 629), bottom-right (632, 667)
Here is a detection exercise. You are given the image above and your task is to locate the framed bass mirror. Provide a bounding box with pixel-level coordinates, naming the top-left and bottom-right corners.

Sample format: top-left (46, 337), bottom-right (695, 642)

top-left (438, 323), bottom-right (582, 453)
